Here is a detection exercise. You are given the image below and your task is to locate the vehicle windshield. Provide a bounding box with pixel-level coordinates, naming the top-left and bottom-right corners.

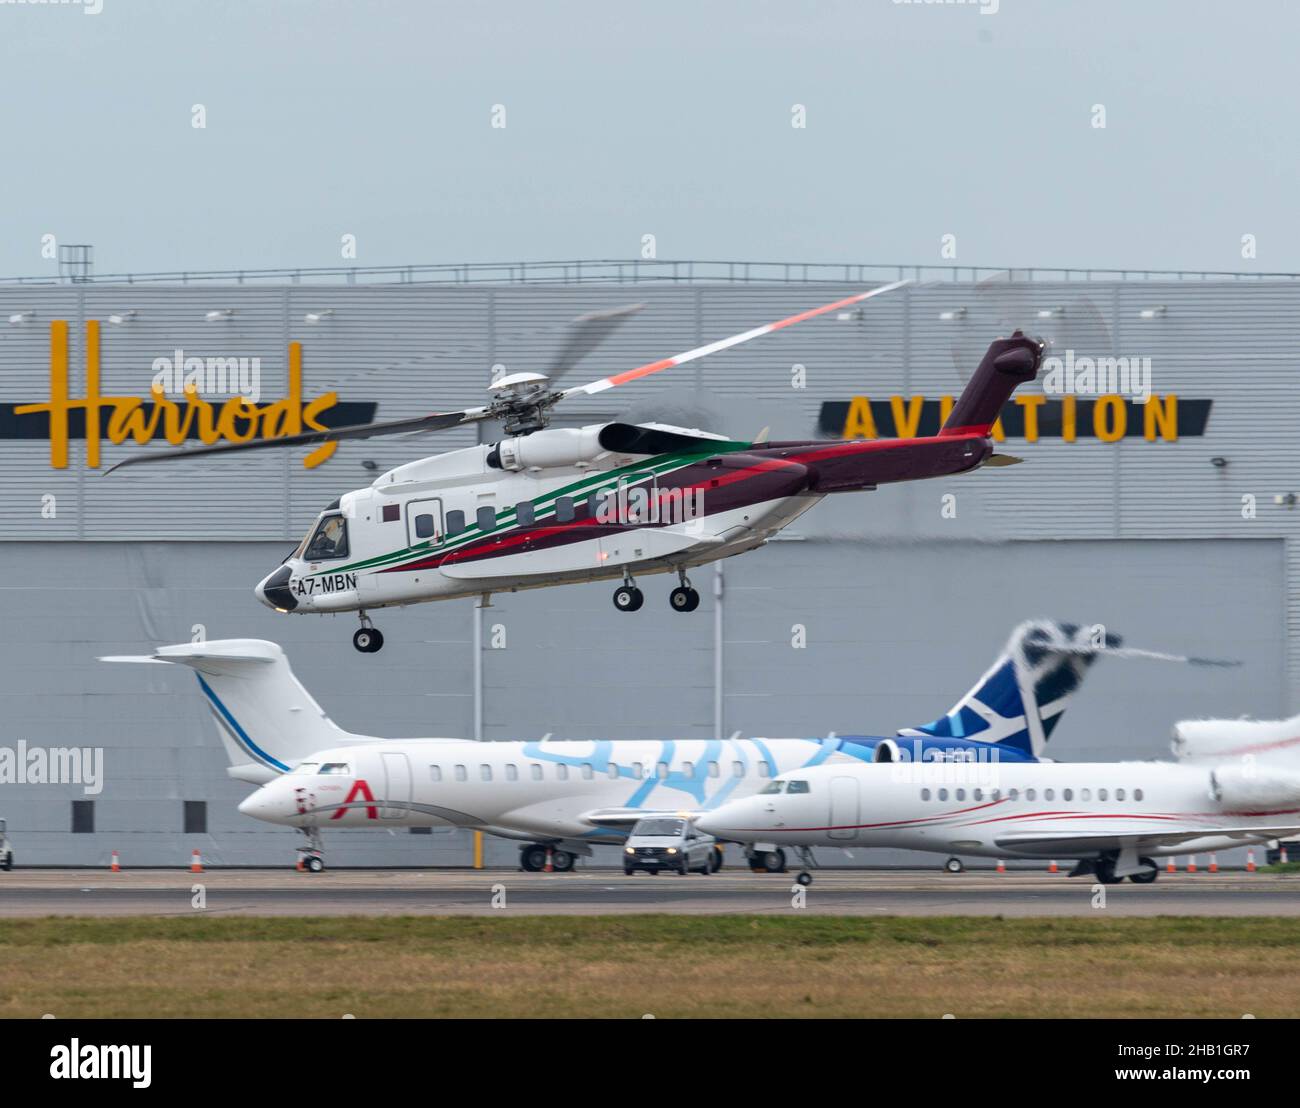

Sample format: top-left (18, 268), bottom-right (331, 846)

top-left (632, 818), bottom-right (686, 837)
top-left (303, 513), bottom-right (349, 560)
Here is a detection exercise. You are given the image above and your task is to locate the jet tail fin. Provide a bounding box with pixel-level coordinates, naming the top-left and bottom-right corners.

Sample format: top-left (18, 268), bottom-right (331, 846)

top-left (102, 639), bottom-right (371, 781)
top-left (897, 620), bottom-right (1122, 759)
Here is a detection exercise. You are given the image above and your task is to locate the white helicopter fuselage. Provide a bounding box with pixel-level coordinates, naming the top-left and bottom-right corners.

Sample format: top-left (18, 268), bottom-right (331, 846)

top-left (256, 423), bottom-right (827, 615)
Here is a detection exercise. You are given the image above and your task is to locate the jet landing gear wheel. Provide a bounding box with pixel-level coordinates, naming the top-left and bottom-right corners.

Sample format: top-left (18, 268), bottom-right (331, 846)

top-left (796, 871), bottom-right (813, 887)
top-left (669, 586), bottom-right (700, 612)
top-left (613, 585), bottom-right (644, 612)
top-left (1129, 857), bottom-right (1159, 884)
top-left (303, 855), bottom-right (324, 873)
top-left (749, 848), bottom-right (786, 874)
top-left (944, 857), bottom-right (965, 874)
top-left (353, 611), bottom-right (384, 653)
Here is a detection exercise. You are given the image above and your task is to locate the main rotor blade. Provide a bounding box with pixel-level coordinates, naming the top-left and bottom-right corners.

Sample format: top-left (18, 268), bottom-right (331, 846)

top-left (561, 280), bottom-right (909, 398)
top-left (544, 302), bottom-right (645, 383)
top-left (103, 407), bottom-right (488, 474)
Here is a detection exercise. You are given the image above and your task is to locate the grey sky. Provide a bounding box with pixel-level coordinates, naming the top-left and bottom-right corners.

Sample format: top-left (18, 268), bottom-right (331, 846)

top-left (2, 0), bottom-right (1296, 277)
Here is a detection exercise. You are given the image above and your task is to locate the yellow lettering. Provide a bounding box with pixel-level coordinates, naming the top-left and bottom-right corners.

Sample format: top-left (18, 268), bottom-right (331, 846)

top-left (889, 395), bottom-right (925, 438)
top-left (841, 396), bottom-right (877, 440)
top-left (1062, 395), bottom-right (1077, 442)
top-left (1015, 394), bottom-right (1046, 443)
top-left (1094, 395), bottom-right (1126, 442)
top-left (1143, 394), bottom-right (1178, 441)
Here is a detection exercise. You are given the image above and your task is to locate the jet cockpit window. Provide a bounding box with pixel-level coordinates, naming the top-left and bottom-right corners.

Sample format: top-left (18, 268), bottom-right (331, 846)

top-left (786, 780), bottom-right (811, 794)
top-left (291, 762), bottom-right (320, 775)
top-left (304, 514), bottom-right (349, 561)
top-left (760, 780), bottom-right (785, 794)
top-left (318, 762), bottom-right (352, 775)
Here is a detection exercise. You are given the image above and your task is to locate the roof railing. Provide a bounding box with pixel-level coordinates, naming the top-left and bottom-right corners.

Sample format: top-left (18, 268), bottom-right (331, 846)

top-left (2, 258), bottom-right (1299, 287)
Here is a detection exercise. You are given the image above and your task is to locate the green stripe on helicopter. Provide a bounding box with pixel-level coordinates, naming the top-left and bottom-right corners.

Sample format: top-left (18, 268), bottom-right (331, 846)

top-left (303, 440), bottom-right (751, 579)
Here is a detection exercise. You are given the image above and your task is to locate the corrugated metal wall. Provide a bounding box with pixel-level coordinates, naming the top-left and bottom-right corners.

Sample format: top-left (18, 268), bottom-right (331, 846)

top-left (1, 274), bottom-right (1297, 864)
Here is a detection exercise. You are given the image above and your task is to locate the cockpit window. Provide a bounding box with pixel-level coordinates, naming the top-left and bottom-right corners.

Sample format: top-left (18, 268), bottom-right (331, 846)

top-left (304, 514), bottom-right (349, 560)
top-left (760, 780), bottom-right (786, 794)
top-left (787, 780), bottom-right (811, 794)
top-left (291, 762), bottom-right (319, 775)
top-left (318, 762), bottom-right (352, 775)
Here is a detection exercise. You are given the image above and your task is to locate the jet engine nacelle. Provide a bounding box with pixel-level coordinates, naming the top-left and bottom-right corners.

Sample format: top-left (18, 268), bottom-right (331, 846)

top-left (873, 739), bottom-right (902, 763)
top-left (1209, 764), bottom-right (1300, 810)
top-left (494, 426), bottom-right (608, 471)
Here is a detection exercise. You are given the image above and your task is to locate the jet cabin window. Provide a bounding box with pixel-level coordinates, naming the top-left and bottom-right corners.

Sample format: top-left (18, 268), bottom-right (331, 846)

top-left (304, 514), bottom-right (349, 561)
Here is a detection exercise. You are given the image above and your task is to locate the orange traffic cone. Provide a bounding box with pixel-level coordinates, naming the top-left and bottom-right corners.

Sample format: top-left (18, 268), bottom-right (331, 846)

top-left (1187, 855), bottom-right (1197, 873)
top-left (296, 856), bottom-right (305, 872)
top-left (996, 858), bottom-right (1006, 874)
top-left (1246, 849), bottom-right (1256, 873)
top-left (190, 849), bottom-right (203, 874)
top-left (1208, 853), bottom-right (1218, 873)
top-left (1166, 857), bottom-right (1177, 874)
top-left (1047, 859), bottom-right (1058, 874)
top-left (110, 850), bottom-right (120, 873)
top-left (543, 848), bottom-right (554, 873)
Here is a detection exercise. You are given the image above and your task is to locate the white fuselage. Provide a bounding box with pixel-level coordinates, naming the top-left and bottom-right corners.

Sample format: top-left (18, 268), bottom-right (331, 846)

top-left (257, 431), bottom-right (823, 614)
top-left (237, 736), bottom-right (868, 846)
top-left (694, 761), bottom-right (1300, 860)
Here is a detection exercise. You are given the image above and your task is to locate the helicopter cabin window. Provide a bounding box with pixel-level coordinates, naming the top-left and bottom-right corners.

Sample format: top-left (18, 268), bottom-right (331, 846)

top-left (476, 506), bottom-right (496, 533)
top-left (454, 765), bottom-right (467, 782)
top-left (505, 764), bottom-right (518, 782)
top-left (787, 780), bottom-right (811, 794)
top-left (446, 510), bottom-right (466, 536)
top-left (382, 503), bottom-right (400, 523)
top-left (587, 492), bottom-right (603, 523)
top-left (414, 513), bottom-right (437, 540)
top-left (304, 514), bottom-right (349, 560)
top-left (555, 496), bottom-right (575, 523)
top-left (515, 501), bottom-right (536, 527)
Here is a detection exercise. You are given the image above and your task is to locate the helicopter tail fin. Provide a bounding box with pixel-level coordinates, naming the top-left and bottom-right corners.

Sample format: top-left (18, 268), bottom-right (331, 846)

top-left (940, 332), bottom-right (1044, 437)
top-left (101, 640), bottom-right (371, 783)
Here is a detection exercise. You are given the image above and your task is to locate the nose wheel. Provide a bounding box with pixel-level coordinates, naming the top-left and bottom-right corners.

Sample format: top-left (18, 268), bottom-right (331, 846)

top-left (353, 612), bottom-right (384, 653)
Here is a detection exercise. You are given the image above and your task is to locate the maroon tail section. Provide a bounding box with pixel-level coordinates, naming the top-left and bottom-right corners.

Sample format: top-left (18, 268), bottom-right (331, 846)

top-left (939, 331), bottom-right (1044, 437)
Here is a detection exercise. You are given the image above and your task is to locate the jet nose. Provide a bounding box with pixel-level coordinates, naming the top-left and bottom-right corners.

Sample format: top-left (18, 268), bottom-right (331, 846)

top-left (695, 812), bottom-right (724, 836)
top-left (238, 786), bottom-right (281, 821)
top-left (255, 564), bottom-right (297, 612)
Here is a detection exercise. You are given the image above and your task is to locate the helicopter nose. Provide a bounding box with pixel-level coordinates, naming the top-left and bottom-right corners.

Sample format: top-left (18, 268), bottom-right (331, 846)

top-left (255, 565), bottom-right (297, 612)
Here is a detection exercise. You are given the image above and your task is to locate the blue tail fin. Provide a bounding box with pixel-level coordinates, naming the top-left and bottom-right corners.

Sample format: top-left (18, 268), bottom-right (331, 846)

top-left (897, 620), bottom-right (1120, 759)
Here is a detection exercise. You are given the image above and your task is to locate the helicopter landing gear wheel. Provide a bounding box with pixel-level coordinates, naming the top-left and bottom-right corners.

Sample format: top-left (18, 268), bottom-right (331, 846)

top-left (669, 586), bottom-right (700, 612)
top-left (353, 611), bottom-right (384, 653)
top-left (352, 627), bottom-right (384, 653)
top-left (613, 585), bottom-right (644, 612)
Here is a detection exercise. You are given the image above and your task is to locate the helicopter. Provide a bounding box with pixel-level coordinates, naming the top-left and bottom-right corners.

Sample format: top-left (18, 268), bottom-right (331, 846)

top-left (108, 283), bottom-right (1045, 652)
